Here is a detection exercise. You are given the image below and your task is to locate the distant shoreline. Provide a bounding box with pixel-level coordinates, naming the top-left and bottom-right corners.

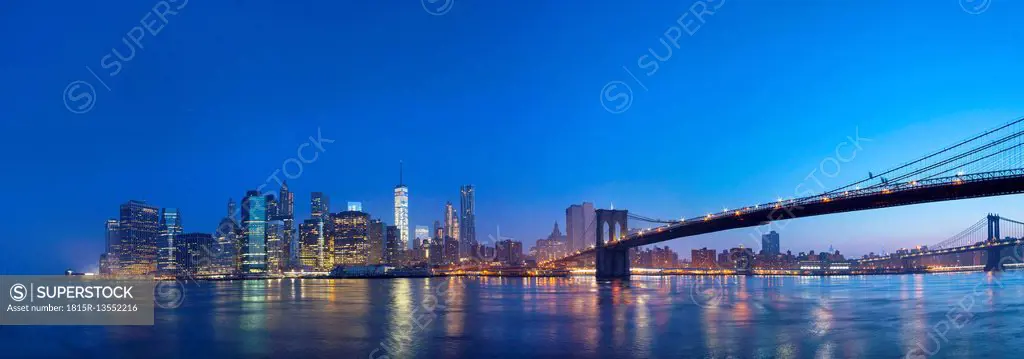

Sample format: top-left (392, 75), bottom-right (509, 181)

top-left (147, 268), bottom-right (1021, 281)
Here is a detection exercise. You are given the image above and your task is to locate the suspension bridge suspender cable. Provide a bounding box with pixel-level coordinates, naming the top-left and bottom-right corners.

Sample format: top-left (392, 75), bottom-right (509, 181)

top-left (827, 117), bottom-right (1024, 194)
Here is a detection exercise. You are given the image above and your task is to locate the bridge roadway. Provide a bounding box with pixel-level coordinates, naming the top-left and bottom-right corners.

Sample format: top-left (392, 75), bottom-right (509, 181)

top-left (860, 238), bottom-right (1024, 262)
top-left (555, 170), bottom-right (1024, 263)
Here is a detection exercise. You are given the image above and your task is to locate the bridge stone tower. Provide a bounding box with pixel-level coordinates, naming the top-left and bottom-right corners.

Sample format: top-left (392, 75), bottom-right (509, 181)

top-left (595, 209), bottom-right (630, 280)
top-left (985, 214), bottom-right (1004, 272)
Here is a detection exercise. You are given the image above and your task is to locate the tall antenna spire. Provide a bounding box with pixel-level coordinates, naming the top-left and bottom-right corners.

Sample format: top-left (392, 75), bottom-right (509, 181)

top-left (399, 160), bottom-right (404, 186)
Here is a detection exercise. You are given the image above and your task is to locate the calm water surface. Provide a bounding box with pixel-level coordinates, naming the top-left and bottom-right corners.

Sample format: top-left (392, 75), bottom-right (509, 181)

top-left (3, 273), bottom-right (1024, 358)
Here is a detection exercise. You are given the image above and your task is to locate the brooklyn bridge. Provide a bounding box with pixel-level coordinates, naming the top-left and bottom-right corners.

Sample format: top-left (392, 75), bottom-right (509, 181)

top-left (543, 118), bottom-right (1024, 279)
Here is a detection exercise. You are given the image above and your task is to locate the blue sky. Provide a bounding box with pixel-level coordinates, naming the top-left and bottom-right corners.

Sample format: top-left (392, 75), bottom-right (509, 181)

top-left (2, 1), bottom-right (1024, 274)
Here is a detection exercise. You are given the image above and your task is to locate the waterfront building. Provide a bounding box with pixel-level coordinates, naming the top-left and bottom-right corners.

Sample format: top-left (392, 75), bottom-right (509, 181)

top-left (444, 236), bottom-right (460, 264)
top-left (213, 198), bottom-right (240, 275)
top-left (415, 225), bottom-right (429, 250)
top-left (311, 192), bottom-right (330, 220)
top-left (459, 185), bottom-right (477, 259)
top-left (265, 218), bottom-right (284, 273)
top-left (332, 210), bottom-right (370, 266)
top-left (158, 208), bottom-right (183, 276)
top-left (394, 163), bottom-right (409, 251)
top-left (717, 250), bottom-right (730, 267)
top-left (240, 190), bottom-right (268, 275)
top-left (566, 202), bottom-right (595, 252)
top-left (174, 232), bottom-right (215, 276)
top-left (761, 231), bottom-right (780, 255)
top-left (117, 200), bottom-right (161, 276)
top-left (277, 182), bottom-right (295, 269)
top-left (729, 246), bottom-right (755, 270)
top-left (444, 201), bottom-right (459, 243)
top-left (299, 218), bottom-right (326, 270)
top-left (533, 222), bottom-right (567, 262)
top-left (368, 219), bottom-right (385, 265)
top-left (633, 246), bottom-right (680, 268)
top-left (385, 225), bottom-right (400, 264)
top-left (691, 247), bottom-right (717, 269)
top-left (428, 224), bottom-right (444, 266)
top-left (101, 219), bottom-right (120, 275)
top-left (495, 239), bottom-right (523, 265)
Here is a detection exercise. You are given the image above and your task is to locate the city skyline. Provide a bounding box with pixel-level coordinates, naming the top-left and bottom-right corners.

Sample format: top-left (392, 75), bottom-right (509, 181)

top-left (4, 1), bottom-right (1024, 274)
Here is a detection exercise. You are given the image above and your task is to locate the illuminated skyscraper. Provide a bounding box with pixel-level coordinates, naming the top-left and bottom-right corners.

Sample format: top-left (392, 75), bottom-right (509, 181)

top-left (100, 219), bottom-right (120, 275)
top-left (266, 220), bottom-right (283, 273)
top-left (348, 202), bottom-right (362, 212)
top-left (310, 191), bottom-right (330, 268)
top-left (105, 219), bottom-right (120, 254)
top-left (279, 181), bottom-right (294, 218)
top-left (278, 181), bottom-right (295, 270)
top-left (299, 218), bottom-right (325, 270)
top-left (264, 194), bottom-right (285, 273)
top-left (332, 210), bottom-right (370, 266)
top-left (241, 190), bottom-right (268, 275)
top-left (117, 200), bottom-right (161, 276)
top-left (311, 192), bottom-right (330, 219)
top-left (444, 202), bottom-right (459, 242)
top-left (214, 198), bottom-right (241, 275)
top-left (394, 162), bottom-right (409, 251)
top-left (157, 208), bottom-right (182, 276)
top-left (459, 185), bottom-right (477, 259)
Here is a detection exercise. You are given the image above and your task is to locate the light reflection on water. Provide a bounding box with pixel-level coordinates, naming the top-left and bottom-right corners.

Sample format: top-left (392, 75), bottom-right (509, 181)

top-left (2, 272), bottom-right (1024, 358)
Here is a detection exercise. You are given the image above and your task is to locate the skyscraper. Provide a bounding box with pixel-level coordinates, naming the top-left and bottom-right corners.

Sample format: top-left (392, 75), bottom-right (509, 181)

top-left (332, 210), bottom-right (370, 266)
top-left (444, 202), bottom-right (459, 242)
top-left (100, 219), bottom-right (121, 275)
top-left (394, 162), bottom-right (409, 251)
top-left (566, 202), bottom-right (595, 252)
top-left (459, 185), bottom-right (477, 259)
top-left (443, 202), bottom-right (460, 264)
top-left (310, 192), bottom-right (331, 268)
top-left (415, 226), bottom-right (429, 246)
top-left (105, 219), bottom-right (120, 255)
top-left (266, 218), bottom-right (284, 273)
top-left (496, 239), bottom-right (523, 265)
top-left (762, 231), bottom-right (781, 255)
top-left (299, 218), bottom-right (325, 270)
top-left (367, 219), bottom-right (385, 265)
top-left (214, 198), bottom-right (241, 275)
top-left (347, 202), bottom-right (362, 212)
top-left (279, 181), bottom-right (294, 218)
top-left (241, 190), bottom-right (268, 275)
top-left (117, 200), bottom-right (161, 276)
top-left (429, 220), bottom-right (444, 266)
top-left (157, 208), bottom-right (182, 276)
top-left (384, 225), bottom-right (400, 264)
top-left (278, 182), bottom-right (295, 270)
top-left (311, 192), bottom-right (330, 219)
top-left (415, 225), bottom-right (430, 261)
top-left (174, 232), bottom-right (215, 276)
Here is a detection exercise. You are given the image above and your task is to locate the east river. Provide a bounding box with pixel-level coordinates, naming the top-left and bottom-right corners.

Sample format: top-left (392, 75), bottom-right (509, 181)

top-left (2, 273), bottom-right (1023, 358)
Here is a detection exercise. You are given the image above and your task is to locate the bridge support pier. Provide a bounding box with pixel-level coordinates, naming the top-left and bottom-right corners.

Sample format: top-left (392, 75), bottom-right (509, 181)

top-left (984, 247), bottom-right (1004, 272)
top-left (984, 214), bottom-right (1004, 272)
top-left (596, 247), bottom-right (630, 279)
top-left (594, 209), bottom-right (630, 280)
